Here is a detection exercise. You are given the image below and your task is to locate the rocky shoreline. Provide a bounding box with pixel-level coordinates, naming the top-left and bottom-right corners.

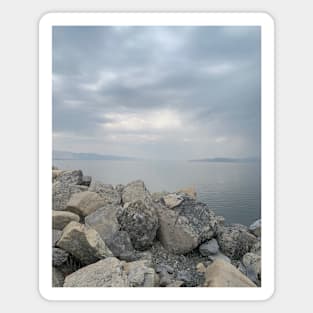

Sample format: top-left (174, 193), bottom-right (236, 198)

top-left (52, 168), bottom-right (261, 287)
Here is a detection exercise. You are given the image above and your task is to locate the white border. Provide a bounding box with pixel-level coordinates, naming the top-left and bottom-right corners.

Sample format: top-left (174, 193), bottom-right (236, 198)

top-left (39, 12), bottom-right (275, 301)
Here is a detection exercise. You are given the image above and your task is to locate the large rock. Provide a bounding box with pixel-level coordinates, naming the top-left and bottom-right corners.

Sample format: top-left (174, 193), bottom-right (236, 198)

top-left (89, 182), bottom-right (121, 205)
top-left (157, 199), bottom-right (220, 254)
top-left (199, 238), bottom-right (219, 256)
top-left (250, 240), bottom-right (261, 256)
top-left (52, 248), bottom-right (69, 267)
top-left (249, 219), bottom-right (261, 237)
top-left (52, 229), bottom-right (62, 247)
top-left (163, 193), bottom-right (184, 209)
top-left (53, 182), bottom-right (87, 211)
top-left (56, 221), bottom-right (112, 265)
top-left (66, 191), bottom-right (105, 217)
top-left (52, 267), bottom-right (64, 287)
top-left (217, 224), bottom-right (258, 260)
top-left (203, 259), bottom-right (256, 287)
top-left (121, 180), bottom-right (153, 205)
top-left (63, 257), bottom-right (157, 287)
top-left (52, 210), bottom-right (80, 230)
top-left (81, 175), bottom-right (92, 187)
top-left (85, 205), bottom-right (120, 243)
top-left (117, 200), bottom-right (159, 250)
top-left (64, 257), bottom-right (129, 287)
top-left (54, 170), bottom-right (83, 185)
top-left (177, 186), bottom-right (197, 200)
top-left (242, 252), bottom-right (261, 286)
top-left (106, 231), bottom-right (137, 261)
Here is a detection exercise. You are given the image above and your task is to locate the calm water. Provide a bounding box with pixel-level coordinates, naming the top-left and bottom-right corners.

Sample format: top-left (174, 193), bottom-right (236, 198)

top-left (54, 160), bottom-right (261, 226)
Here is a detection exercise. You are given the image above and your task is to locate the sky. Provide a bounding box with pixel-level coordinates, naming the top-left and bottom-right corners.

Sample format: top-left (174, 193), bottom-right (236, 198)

top-left (53, 26), bottom-right (261, 160)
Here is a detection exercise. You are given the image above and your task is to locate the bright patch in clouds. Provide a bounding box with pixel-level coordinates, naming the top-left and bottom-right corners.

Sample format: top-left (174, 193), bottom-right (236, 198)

top-left (103, 110), bottom-right (182, 132)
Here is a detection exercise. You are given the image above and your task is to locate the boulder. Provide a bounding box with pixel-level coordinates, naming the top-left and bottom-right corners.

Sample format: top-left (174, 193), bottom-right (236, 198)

top-left (155, 264), bottom-right (174, 274)
top-left (242, 252), bottom-right (261, 286)
top-left (52, 210), bottom-right (80, 230)
top-left (196, 262), bottom-right (207, 273)
top-left (159, 271), bottom-right (172, 287)
top-left (199, 238), bottom-right (219, 256)
top-left (85, 205), bottom-right (120, 243)
top-left (52, 229), bottom-right (62, 247)
top-left (64, 257), bottom-right (129, 287)
top-left (151, 191), bottom-right (169, 203)
top-left (66, 191), bottom-right (105, 217)
top-left (117, 200), bottom-right (159, 250)
top-left (106, 231), bottom-right (137, 262)
top-left (157, 199), bottom-right (220, 254)
top-left (176, 270), bottom-right (193, 285)
top-left (53, 182), bottom-right (87, 211)
top-left (89, 182), bottom-right (121, 205)
top-left (208, 251), bottom-right (231, 263)
top-left (203, 259), bottom-right (256, 287)
top-left (54, 170), bottom-right (83, 185)
top-left (56, 221), bottom-right (112, 265)
top-left (81, 175), bottom-right (92, 187)
top-left (217, 224), bottom-right (258, 260)
top-left (177, 186), bottom-right (197, 200)
top-left (163, 193), bottom-right (184, 209)
top-left (250, 240), bottom-right (261, 256)
top-left (249, 219), bottom-right (261, 237)
top-left (52, 248), bottom-right (69, 267)
top-left (121, 180), bottom-right (153, 205)
top-left (52, 267), bottom-right (64, 287)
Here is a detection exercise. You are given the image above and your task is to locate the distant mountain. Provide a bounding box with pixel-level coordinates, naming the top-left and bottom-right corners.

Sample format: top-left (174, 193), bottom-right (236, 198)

top-left (53, 150), bottom-right (137, 161)
top-left (189, 157), bottom-right (260, 163)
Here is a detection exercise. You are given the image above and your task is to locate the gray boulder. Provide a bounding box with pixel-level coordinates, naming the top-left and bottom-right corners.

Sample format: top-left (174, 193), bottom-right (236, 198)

top-left (117, 200), bottom-right (159, 250)
top-left (208, 251), bottom-right (231, 263)
top-left (250, 240), bottom-right (261, 256)
top-left (66, 191), bottom-right (105, 217)
top-left (52, 248), bottom-right (69, 267)
top-left (121, 180), bottom-right (153, 205)
top-left (163, 193), bottom-right (184, 209)
top-left (242, 252), bottom-right (261, 286)
top-left (52, 210), bottom-right (80, 230)
top-left (217, 224), bottom-right (258, 260)
top-left (81, 175), bottom-right (92, 187)
top-left (52, 229), bottom-right (62, 247)
top-left (89, 181), bottom-right (121, 205)
top-left (52, 267), bottom-right (64, 287)
top-left (157, 199), bottom-right (220, 254)
top-left (199, 238), bottom-right (219, 256)
top-left (54, 170), bottom-right (83, 185)
top-left (85, 205), bottom-right (120, 243)
top-left (249, 219), bottom-right (261, 237)
top-left (56, 221), bottom-right (112, 265)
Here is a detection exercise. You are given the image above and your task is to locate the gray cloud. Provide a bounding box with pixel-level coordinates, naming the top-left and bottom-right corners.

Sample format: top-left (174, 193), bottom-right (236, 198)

top-left (53, 26), bottom-right (261, 159)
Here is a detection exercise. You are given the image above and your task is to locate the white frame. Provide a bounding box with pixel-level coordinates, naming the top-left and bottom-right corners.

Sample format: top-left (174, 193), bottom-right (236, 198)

top-left (39, 12), bottom-right (275, 301)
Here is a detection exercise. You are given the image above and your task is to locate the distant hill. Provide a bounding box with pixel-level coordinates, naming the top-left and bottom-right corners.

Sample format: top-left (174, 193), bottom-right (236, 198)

top-left (189, 157), bottom-right (260, 163)
top-left (53, 150), bottom-right (137, 161)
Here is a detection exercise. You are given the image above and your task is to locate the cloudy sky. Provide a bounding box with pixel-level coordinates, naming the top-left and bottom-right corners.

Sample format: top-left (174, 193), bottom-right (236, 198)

top-left (53, 26), bottom-right (261, 160)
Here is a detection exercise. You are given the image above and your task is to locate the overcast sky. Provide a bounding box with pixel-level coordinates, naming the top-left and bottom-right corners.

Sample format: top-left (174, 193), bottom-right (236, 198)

top-left (53, 26), bottom-right (261, 160)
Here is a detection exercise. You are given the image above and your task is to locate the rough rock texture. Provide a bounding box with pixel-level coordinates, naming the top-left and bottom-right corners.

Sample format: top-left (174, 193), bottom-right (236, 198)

top-left (106, 231), bottom-right (137, 262)
top-left (250, 240), bottom-right (261, 256)
top-left (208, 251), bottom-right (231, 263)
top-left (88, 182), bottom-right (121, 205)
top-left (204, 259), bottom-right (256, 287)
top-left (56, 221), bottom-right (112, 265)
top-left (52, 210), bottom-right (80, 230)
top-left (66, 191), bottom-right (105, 217)
top-left (157, 199), bottom-right (220, 254)
top-left (85, 205), bottom-right (120, 243)
top-left (54, 170), bottom-right (83, 185)
top-left (52, 267), bottom-right (64, 287)
top-left (52, 170), bottom-right (64, 181)
top-left (249, 219), bottom-right (261, 237)
top-left (53, 182), bottom-right (87, 211)
top-left (121, 180), bottom-right (153, 205)
top-left (217, 224), bottom-right (258, 260)
top-left (151, 191), bottom-right (169, 203)
top-left (177, 187), bottom-right (197, 200)
top-left (81, 176), bottom-right (92, 187)
top-left (163, 193), bottom-right (184, 209)
top-left (117, 200), bottom-right (159, 250)
top-left (52, 248), bottom-right (69, 267)
top-left (242, 252), bottom-right (261, 286)
top-left (52, 229), bottom-right (62, 247)
top-left (64, 257), bottom-right (129, 287)
top-left (199, 238), bottom-right (219, 256)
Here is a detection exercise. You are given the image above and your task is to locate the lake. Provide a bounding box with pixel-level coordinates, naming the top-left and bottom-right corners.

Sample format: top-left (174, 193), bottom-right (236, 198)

top-left (53, 159), bottom-right (261, 226)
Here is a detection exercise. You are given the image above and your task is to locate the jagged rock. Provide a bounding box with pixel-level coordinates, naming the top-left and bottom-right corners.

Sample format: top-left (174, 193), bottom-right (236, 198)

top-left (203, 259), bottom-right (256, 287)
top-left (53, 182), bottom-right (87, 211)
top-left (88, 181), bottom-right (121, 205)
top-left (56, 221), bottom-right (112, 265)
top-left (250, 240), bottom-right (261, 256)
top-left (177, 187), bottom-right (197, 200)
top-left (52, 267), bottom-right (64, 287)
top-left (117, 200), bottom-right (158, 250)
top-left (54, 170), bottom-right (83, 185)
top-left (115, 184), bottom-right (125, 194)
top-left (121, 180), bottom-right (153, 205)
top-left (217, 224), bottom-right (257, 260)
top-left (249, 219), bottom-right (261, 237)
top-left (66, 191), bottom-right (105, 217)
top-left (64, 257), bottom-right (129, 287)
top-left (199, 238), bottom-right (219, 256)
top-left (106, 230), bottom-right (137, 262)
top-left (242, 252), bottom-right (261, 286)
top-left (157, 199), bottom-right (220, 254)
top-left (52, 229), bottom-right (62, 247)
top-left (163, 193), bottom-right (184, 209)
top-left (196, 263), bottom-right (207, 273)
top-left (52, 248), bottom-right (69, 267)
top-left (52, 210), bottom-right (80, 230)
top-left (81, 176), bottom-right (92, 187)
top-left (85, 205), bottom-right (120, 242)
top-left (176, 270), bottom-right (193, 285)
